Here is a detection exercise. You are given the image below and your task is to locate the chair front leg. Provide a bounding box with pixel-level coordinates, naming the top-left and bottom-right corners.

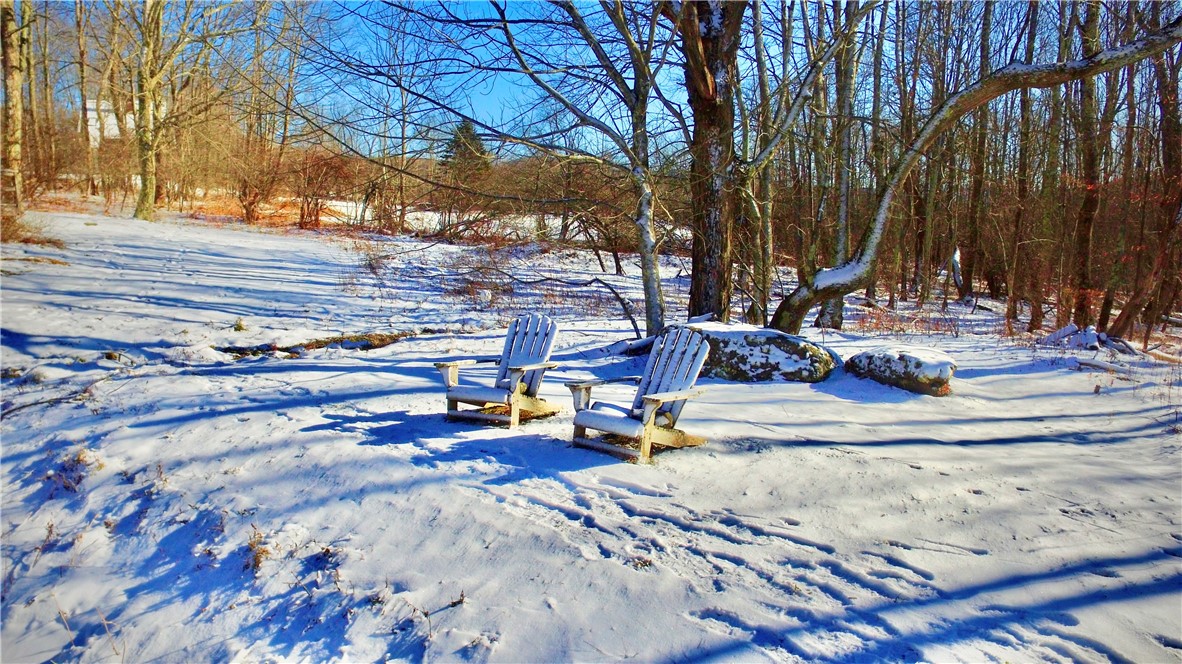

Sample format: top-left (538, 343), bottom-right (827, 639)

top-left (638, 425), bottom-right (655, 463)
top-left (637, 401), bottom-right (660, 463)
top-left (509, 399), bottom-right (521, 428)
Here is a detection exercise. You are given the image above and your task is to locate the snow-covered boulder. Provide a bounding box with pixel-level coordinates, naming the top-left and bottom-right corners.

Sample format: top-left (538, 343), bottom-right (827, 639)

top-left (845, 347), bottom-right (957, 396)
top-left (683, 321), bottom-right (839, 383)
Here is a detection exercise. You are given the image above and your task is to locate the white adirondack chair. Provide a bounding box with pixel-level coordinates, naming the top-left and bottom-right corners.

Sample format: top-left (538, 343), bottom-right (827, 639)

top-left (566, 326), bottom-right (710, 463)
top-left (435, 314), bottom-right (561, 427)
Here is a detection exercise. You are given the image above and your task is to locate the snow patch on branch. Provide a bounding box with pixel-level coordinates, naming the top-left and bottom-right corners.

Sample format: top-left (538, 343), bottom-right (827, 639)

top-left (1040, 324), bottom-right (1140, 356)
top-left (701, 0), bottom-right (723, 36)
top-left (812, 260), bottom-right (870, 291)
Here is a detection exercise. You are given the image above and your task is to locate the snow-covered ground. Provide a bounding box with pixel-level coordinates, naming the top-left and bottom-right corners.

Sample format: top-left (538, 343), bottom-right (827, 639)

top-left (2, 208), bottom-right (1179, 663)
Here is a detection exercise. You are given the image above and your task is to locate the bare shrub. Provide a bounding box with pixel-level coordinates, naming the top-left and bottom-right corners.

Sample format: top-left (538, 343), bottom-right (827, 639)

top-left (1, 215), bottom-right (64, 248)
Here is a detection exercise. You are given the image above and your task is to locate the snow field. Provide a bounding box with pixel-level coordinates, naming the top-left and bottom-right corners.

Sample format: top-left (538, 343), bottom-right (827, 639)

top-left (1, 209), bottom-right (1180, 662)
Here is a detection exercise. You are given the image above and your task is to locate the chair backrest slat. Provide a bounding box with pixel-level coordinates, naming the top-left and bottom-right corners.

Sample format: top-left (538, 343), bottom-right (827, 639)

top-left (495, 314), bottom-right (559, 396)
top-left (630, 327), bottom-right (709, 423)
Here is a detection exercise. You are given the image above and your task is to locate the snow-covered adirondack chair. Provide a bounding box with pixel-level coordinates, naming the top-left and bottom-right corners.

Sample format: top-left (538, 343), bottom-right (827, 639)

top-left (566, 326), bottom-right (709, 463)
top-left (434, 314), bottom-right (561, 427)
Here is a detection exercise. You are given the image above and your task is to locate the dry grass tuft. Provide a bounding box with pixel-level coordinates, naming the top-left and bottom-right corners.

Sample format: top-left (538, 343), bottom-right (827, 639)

top-left (246, 525), bottom-right (272, 573)
top-left (2, 215), bottom-right (65, 248)
top-left (47, 448), bottom-right (104, 494)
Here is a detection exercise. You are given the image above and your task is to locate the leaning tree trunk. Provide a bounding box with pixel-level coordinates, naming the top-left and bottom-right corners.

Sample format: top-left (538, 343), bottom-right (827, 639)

top-left (770, 14), bottom-right (1182, 333)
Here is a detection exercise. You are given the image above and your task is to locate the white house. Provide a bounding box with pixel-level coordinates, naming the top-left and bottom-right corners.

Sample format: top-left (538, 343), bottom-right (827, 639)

top-left (84, 99), bottom-right (133, 148)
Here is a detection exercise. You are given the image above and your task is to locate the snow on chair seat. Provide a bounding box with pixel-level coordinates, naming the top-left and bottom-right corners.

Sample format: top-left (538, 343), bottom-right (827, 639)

top-left (434, 313), bottom-right (561, 427)
top-left (566, 326), bottom-right (709, 463)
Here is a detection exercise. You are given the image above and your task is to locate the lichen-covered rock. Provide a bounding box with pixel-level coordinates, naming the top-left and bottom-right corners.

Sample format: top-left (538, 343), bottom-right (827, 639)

top-left (681, 321), bottom-right (839, 383)
top-left (845, 347), bottom-right (957, 396)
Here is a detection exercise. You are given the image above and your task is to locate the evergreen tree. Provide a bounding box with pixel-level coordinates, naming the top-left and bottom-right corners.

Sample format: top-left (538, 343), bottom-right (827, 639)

top-left (441, 119), bottom-right (490, 179)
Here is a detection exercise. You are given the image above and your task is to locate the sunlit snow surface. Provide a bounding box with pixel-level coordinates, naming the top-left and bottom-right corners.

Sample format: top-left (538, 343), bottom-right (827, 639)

top-left (2, 209), bottom-right (1180, 662)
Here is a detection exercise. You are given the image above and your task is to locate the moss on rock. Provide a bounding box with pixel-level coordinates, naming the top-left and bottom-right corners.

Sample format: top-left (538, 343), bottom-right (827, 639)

top-left (680, 322), bottom-right (838, 383)
top-left (844, 347), bottom-right (957, 396)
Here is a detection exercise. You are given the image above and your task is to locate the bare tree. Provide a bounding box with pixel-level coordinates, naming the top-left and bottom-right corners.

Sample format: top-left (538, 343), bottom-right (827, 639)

top-left (1108, 2), bottom-right (1182, 340)
top-left (1, 0), bottom-right (23, 220)
top-left (660, 1), bottom-right (746, 321)
top-left (301, 1), bottom-right (681, 334)
top-left (813, 0), bottom-right (860, 329)
top-left (118, 0), bottom-right (247, 220)
top-left (770, 14), bottom-right (1182, 333)
top-left (75, 0), bottom-right (96, 195)
top-left (734, 0), bottom-right (876, 325)
top-left (1003, 0), bottom-right (1032, 330)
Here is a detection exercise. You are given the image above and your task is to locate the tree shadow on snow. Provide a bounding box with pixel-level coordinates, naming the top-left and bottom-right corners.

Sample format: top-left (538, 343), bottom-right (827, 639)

top-left (806, 371), bottom-right (928, 405)
top-left (671, 547), bottom-right (1182, 663)
top-left (43, 499), bottom-right (433, 664)
top-left (728, 408), bottom-right (1173, 449)
top-left (323, 409), bottom-right (613, 480)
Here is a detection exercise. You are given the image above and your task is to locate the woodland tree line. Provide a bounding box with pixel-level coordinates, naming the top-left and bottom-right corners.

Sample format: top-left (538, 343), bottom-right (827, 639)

top-left (1, 0), bottom-right (1180, 343)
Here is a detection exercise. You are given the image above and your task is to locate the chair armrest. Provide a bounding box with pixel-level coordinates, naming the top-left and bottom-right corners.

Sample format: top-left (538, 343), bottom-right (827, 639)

top-left (504, 361), bottom-right (559, 394)
top-left (564, 376), bottom-right (642, 389)
top-left (641, 388), bottom-right (705, 405)
top-left (640, 388), bottom-right (705, 426)
top-left (434, 359), bottom-right (480, 369)
top-left (435, 358), bottom-right (487, 387)
top-left (565, 376), bottom-right (641, 411)
top-left (508, 361), bottom-right (559, 372)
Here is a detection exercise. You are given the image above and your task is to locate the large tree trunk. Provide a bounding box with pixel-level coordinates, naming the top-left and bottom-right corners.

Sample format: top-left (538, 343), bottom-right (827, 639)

top-left (1004, 1), bottom-right (1036, 330)
top-left (1, 0), bottom-right (23, 220)
top-left (770, 13), bottom-right (1182, 333)
top-left (677, 1), bottom-right (745, 321)
top-left (1069, 0), bottom-right (1102, 327)
top-left (133, 0), bottom-right (162, 221)
top-left (19, 0), bottom-right (39, 187)
top-left (962, 1), bottom-right (993, 301)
